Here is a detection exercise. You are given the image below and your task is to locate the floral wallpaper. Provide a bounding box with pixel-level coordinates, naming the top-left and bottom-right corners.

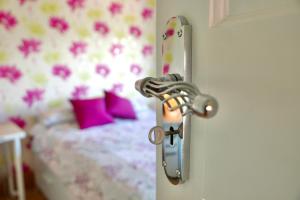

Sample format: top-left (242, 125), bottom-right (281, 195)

top-left (0, 0), bottom-right (155, 127)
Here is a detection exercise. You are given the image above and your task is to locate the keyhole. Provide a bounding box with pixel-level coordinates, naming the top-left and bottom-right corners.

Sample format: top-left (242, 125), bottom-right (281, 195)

top-left (170, 126), bottom-right (174, 145)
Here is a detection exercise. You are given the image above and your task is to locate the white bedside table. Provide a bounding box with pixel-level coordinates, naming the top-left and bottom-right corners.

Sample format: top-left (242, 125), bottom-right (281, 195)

top-left (0, 122), bottom-right (26, 200)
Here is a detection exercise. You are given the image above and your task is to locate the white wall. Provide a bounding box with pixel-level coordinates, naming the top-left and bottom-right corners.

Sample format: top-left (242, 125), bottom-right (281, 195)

top-left (156, 0), bottom-right (300, 200)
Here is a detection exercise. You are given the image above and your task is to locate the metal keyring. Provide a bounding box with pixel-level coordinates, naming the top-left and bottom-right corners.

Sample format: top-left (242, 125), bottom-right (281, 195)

top-left (148, 126), bottom-right (165, 145)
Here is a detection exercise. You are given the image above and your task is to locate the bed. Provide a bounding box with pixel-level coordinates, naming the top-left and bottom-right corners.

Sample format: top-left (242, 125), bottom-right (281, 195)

top-left (30, 108), bottom-right (156, 200)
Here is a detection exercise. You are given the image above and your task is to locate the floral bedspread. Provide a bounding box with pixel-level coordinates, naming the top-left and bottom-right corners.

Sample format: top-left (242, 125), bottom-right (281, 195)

top-left (31, 110), bottom-right (156, 200)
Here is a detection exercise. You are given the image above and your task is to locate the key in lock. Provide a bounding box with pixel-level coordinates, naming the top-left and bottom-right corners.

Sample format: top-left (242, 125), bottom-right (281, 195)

top-left (148, 124), bottom-right (183, 145)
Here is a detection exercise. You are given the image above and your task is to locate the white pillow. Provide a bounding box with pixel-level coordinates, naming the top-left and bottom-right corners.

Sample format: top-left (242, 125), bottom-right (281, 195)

top-left (40, 108), bottom-right (75, 127)
top-left (131, 98), bottom-right (152, 112)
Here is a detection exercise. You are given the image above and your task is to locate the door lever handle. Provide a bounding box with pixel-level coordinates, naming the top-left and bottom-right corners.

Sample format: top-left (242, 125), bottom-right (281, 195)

top-left (135, 74), bottom-right (218, 118)
top-left (135, 16), bottom-right (218, 185)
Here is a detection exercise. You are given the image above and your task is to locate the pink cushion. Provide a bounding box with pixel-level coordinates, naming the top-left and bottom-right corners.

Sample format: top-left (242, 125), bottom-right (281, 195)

top-left (105, 91), bottom-right (137, 119)
top-left (70, 98), bottom-right (114, 129)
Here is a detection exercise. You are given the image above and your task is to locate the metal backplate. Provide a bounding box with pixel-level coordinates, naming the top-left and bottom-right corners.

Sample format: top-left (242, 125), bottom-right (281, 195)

top-left (161, 16), bottom-right (192, 184)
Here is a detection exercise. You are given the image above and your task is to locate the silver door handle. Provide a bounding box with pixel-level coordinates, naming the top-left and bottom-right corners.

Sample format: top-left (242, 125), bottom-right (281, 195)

top-left (135, 73), bottom-right (218, 118)
top-left (135, 16), bottom-right (218, 185)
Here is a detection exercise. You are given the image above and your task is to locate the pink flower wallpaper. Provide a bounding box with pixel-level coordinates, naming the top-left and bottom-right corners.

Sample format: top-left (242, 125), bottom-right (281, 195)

top-left (0, 0), bottom-right (155, 127)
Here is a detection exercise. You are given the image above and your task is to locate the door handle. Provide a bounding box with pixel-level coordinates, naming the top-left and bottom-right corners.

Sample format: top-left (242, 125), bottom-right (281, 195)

top-left (135, 74), bottom-right (218, 118)
top-left (135, 16), bottom-right (218, 185)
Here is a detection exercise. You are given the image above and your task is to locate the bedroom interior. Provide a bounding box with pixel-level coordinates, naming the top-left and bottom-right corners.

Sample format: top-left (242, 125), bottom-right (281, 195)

top-left (2, 0), bottom-right (300, 200)
top-left (0, 0), bottom-right (156, 199)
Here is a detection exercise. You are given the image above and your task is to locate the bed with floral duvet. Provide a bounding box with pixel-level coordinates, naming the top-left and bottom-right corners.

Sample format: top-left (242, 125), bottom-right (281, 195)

top-left (31, 109), bottom-right (156, 200)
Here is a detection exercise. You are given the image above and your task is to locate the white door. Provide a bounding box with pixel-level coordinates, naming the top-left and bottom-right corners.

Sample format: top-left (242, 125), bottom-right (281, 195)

top-left (156, 0), bottom-right (300, 199)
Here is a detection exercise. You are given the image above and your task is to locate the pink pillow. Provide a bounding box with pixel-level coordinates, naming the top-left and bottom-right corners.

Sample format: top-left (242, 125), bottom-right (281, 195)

top-left (70, 98), bottom-right (114, 129)
top-left (105, 91), bottom-right (137, 119)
